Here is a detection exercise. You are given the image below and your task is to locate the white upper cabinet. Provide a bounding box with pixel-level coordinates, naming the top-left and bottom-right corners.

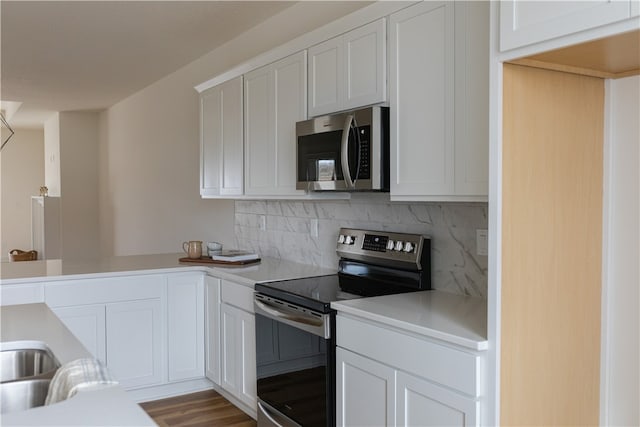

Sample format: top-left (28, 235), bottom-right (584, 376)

top-left (308, 18), bottom-right (386, 117)
top-left (244, 51), bottom-right (307, 197)
top-left (200, 76), bottom-right (244, 197)
top-left (389, 1), bottom-right (489, 201)
top-left (500, 0), bottom-right (633, 52)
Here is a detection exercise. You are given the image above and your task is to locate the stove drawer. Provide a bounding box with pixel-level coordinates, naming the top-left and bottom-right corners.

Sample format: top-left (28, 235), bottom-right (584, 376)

top-left (337, 314), bottom-right (481, 397)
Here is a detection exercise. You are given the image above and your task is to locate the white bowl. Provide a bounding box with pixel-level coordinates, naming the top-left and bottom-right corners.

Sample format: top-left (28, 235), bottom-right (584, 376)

top-left (207, 242), bottom-right (222, 255)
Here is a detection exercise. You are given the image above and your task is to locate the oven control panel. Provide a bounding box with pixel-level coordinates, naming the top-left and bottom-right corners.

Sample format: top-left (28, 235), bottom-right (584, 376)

top-left (336, 228), bottom-right (429, 270)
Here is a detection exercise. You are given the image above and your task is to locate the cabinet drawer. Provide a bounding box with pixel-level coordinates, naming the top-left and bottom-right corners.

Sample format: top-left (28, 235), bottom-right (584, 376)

top-left (45, 275), bottom-right (164, 307)
top-left (221, 280), bottom-right (254, 313)
top-left (1, 284), bottom-right (45, 306)
top-left (337, 315), bottom-right (481, 397)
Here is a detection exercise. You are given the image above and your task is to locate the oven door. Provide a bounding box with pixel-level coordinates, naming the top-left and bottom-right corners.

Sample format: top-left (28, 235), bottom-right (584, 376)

top-left (254, 294), bottom-right (335, 427)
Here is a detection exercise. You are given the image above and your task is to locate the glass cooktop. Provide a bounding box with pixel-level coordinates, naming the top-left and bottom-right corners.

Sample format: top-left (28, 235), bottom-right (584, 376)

top-left (255, 275), bottom-right (361, 314)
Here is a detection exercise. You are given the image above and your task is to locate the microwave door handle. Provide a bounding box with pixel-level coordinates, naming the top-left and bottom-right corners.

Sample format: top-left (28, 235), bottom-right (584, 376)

top-left (340, 114), bottom-right (355, 189)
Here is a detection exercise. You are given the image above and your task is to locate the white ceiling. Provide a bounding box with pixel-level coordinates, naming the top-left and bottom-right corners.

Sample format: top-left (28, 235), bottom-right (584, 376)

top-left (1, 1), bottom-right (364, 129)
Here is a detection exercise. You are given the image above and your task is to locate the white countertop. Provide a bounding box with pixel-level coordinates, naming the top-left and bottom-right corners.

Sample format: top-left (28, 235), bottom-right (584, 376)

top-left (0, 253), bottom-right (336, 287)
top-left (331, 290), bottom-right (488, 351)
top-left (0, 303), bottom-right (155, 426)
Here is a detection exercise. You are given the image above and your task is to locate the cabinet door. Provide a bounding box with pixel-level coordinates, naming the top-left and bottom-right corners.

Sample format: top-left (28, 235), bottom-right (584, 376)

top-left (220, 302), bottom-right (257, 409)
top-left (453, 1), bottom-right (489, 196)
top-left (200, 86), bottom-right (222, 196)
top-left (167, 274), bottom-right (204, 382)
top-left (396, 371), bottom-right (479, 427)
top-left (337, 348), bottom-right (395, 427)
top-left (52, 304), bottom-right (106, 363)
top-left (200, 76), bottom-right (244, 197)
top-left (500, 0), bottom-right (631, 51)
top-left (389, 1), bottom-right (455, 197)
top-left (308, 36), bottom-right (343, 117)
top-left (272, 51), bottom-right (307, 196)
top-left (205, 276), bottom-right (221, 384)
top-left (344, 18), bottom-right (387, 111)
top-left (106, 299), bottom-right (163, 389)
top-left (244, 51), bottom-right (307, 196)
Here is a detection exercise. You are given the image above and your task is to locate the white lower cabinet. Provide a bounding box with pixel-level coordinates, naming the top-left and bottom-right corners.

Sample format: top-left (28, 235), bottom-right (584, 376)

top-left (167, 273), bottom-right (204, 382)
top-left (396, 371), bottom-right (479, 427)
top-left (46, 274), bottom-right (167, 390)
top-left (106, 299), bottom-right (163, 389)
top-left (205, 275), bottom-right (221, 384)
top-left (337, 347), bottom-right (395, 427)
top-left (52, 298), bottom-right (163, 389)
top-left (52, 304), bottom-right (106, 363)
top-left (337, 314), bottom-right (482, 427)
top-left (220, 301), bottom-right (256, 410)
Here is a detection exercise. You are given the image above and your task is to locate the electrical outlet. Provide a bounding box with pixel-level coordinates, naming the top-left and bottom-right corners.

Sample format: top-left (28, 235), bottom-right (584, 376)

top-left (476, 229), bottom-right (488, 256)
top-left (259, 215), bottom-right (266, 231)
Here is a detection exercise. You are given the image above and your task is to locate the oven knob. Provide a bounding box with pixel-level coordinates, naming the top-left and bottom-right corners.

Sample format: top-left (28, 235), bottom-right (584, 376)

top-left (386, 240), bottom-right (395, 251)
top-left (338, 234), bottom-right (345, 244)
top-left (394, 241), bottom-right (404, 251)
top-left (403, 242), bottom-right (414, 253)
top-left (345, 235), bottom-right (354, 245)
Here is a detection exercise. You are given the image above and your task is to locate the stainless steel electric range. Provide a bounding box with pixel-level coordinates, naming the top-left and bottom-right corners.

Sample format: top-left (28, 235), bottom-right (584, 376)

top-left (254, 228), bottom-right (431, 427)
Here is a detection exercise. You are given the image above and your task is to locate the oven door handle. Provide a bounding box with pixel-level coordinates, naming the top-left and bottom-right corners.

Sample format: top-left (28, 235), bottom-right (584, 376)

top-left (258, 400), bottom-right (302, 427)
top-left (340, 114), bottom-right (355, 189)
top-left (254, 297), bottom-right (330, 339)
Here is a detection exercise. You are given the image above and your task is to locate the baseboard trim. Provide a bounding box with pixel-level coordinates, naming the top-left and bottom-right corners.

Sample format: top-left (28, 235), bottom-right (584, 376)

top-left (128, 378), bottom-right (215, 403)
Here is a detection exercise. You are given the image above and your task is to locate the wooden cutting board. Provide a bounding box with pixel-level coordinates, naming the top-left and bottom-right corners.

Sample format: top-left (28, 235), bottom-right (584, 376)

top-left (178, 256), bottom-right (261, 266)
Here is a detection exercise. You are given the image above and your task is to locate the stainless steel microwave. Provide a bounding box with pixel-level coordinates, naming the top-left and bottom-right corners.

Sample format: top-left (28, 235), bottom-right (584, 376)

top-left (296, 106), bottom-right (389, 191)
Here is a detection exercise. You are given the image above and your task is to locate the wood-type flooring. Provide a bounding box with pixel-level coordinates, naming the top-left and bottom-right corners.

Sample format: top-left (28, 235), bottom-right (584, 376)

top-left (140, 389), bottom-right (256, 427)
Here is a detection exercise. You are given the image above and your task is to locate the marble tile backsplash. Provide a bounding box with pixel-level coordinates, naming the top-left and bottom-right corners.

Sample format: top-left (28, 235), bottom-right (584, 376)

top-left (234, 195), bottom-right (488, 297)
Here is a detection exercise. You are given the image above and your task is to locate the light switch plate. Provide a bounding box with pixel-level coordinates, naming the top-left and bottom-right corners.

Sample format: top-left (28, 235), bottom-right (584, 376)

top-left (259, 215), bottom-right (266, 231)
top-left (476, 229), bottom-right (488, 256)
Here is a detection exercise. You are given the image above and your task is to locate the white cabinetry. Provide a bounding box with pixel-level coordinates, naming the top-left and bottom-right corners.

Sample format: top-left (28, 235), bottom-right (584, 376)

top-left (200, 76), bottom-right (244, 197)
top-left (244, 51), bottom-right (307, 197)
top-left (53, 304), bottom-right (106, 362)
top-left (500, 0), bottom-right (632, 52)
top-left (167, 273), bottom-right (204, 382)
top-left (106, 299), bottom-right (163, 389)
top-left (205, 275), bottom-right (221, 384)
top-left (389, 1), bottom-right (489, 201)
top-left (336, 314), bottom-right (482, 427)
top-left (46, 275), bottom-right (166, 390)
top-left (0, 283), bottom-right (44, 306)
top-left (308, 18), bottom-right (386, 117)
top-left (337, 347), bottom-right (395, 426)
top-left (396, 371), bottom-right (479, 427)
top-left (220, 280), bottom-right (257, 411)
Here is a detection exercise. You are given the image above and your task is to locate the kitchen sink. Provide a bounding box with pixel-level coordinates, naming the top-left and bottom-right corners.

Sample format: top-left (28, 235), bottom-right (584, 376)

top-left (0, 348), bottom-right (59, 383)
top-left (0, 379), bottom-right (52, 413)
top-left (0, 342), bottom-right (61, 413)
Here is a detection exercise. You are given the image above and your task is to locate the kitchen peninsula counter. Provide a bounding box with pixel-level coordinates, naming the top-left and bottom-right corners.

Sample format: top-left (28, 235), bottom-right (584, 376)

top-left (0, 303), bottom-right (155, 426)
top-left (0, 253), bottom-right (335, 287)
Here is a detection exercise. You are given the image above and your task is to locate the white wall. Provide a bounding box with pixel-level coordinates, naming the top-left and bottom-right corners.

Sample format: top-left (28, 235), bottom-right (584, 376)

top-left (0, 128), bottom-right (45, 260)
top-left (44, 114), bottom-right (60, 196)
top-left (98, 2), bottom-right (368, 256)
top-left (58, 112), bottom-right (100, 259)
top-left (602, 75), bottom-right (639, 426)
